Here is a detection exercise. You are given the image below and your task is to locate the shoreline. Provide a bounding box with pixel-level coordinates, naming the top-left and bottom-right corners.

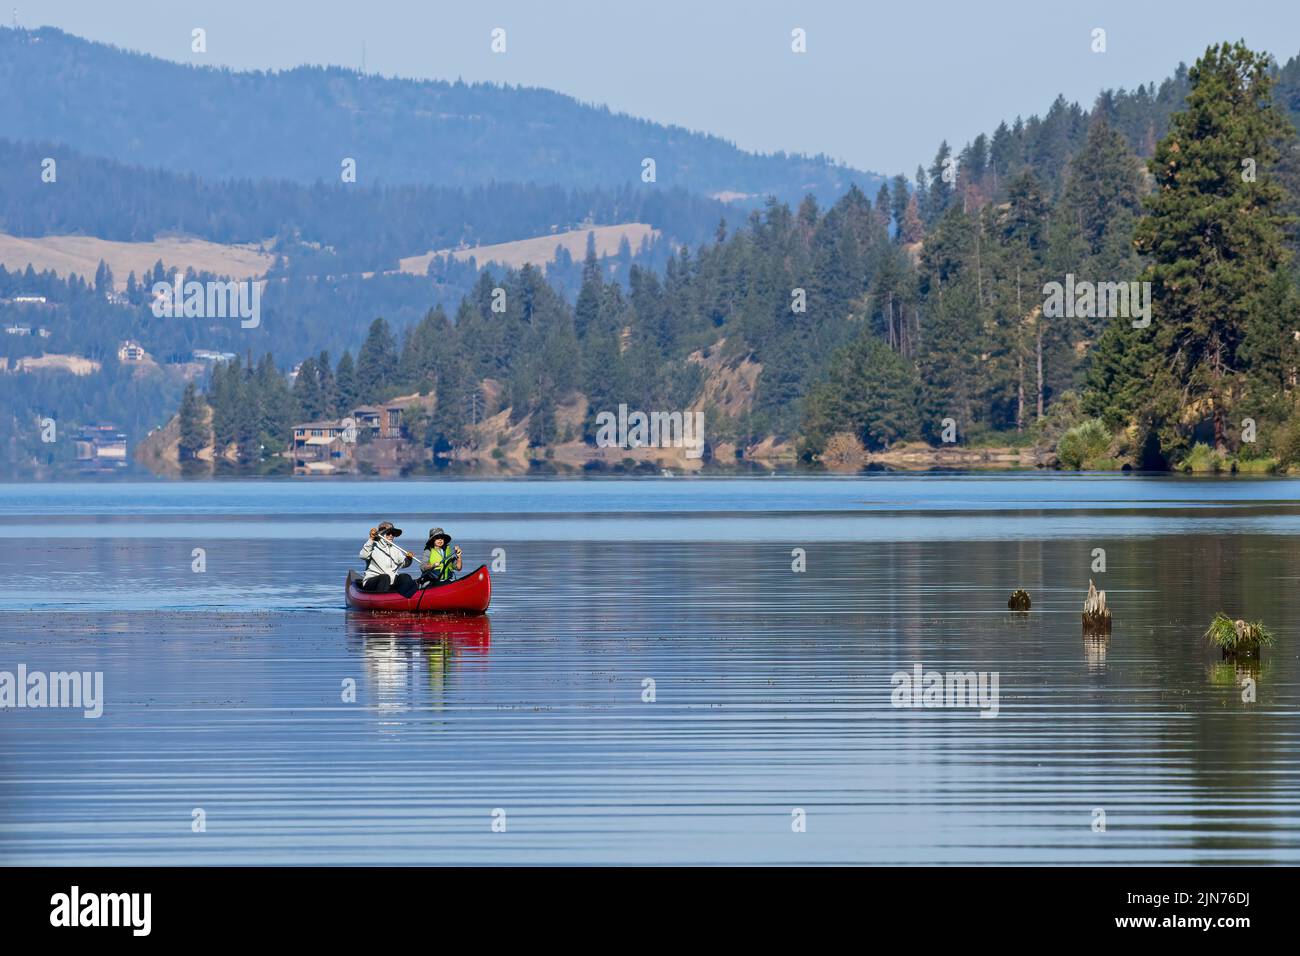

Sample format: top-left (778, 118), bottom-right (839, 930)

top-left (5, 462), bottom-right (1296, 482)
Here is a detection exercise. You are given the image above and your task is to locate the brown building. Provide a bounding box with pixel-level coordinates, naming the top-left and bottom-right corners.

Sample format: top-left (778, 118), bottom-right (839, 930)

top-left (75, 424), bottom-right (129, 471)
top-left (291, 421), bottom-right (355, 473)
top-left (350, 403), bottom-right (404, 439)
top-left (289, 404), bottom-right (406, 474)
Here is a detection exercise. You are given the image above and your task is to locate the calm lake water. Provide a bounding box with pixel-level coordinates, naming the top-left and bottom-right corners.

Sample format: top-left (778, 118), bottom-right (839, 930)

top-left (1, 475), bottom-right (1298, 864)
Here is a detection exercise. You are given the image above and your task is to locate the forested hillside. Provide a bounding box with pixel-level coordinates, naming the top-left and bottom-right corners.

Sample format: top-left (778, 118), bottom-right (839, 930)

top-left (0, 138), bottom-right (724, 275)
top-left (8, 30), bottom-right (1300, 477)
top-left (165, 41), bottom-right (1300, 476)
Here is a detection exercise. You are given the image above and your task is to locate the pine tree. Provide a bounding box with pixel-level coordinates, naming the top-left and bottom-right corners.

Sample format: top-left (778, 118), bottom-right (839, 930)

top-left (1239, 270), bottom-right (1300, 422)
top-left (334, 350), bottom-right (358, 415)
top-left (801, 329), bottom-right (921, 454)
top-left (292, 356), bottom-right (323, 420)
top-left (900, 193), bottom-right (924, 244)
top-left (890, 175), bottom-right (911, 242)
top-left (1133, 41), bottom-right (1294, 454)
top-left (996, 170), bottom-right (1050, 426)
top-left (1083, 318), bottom-right (1158, 431)
top-left (396, 308), bottom-right (449, 394)
top-left (234, 360), bottom-right (261, 464)
top-left (255, 353), bottom-right (295, 451)
top-left (93, 260), bottom-right (114, 295)
top-left (914, 165), bottom-right (931, 225)
top-left (925, 142), bottom-right (955, 225)
top-left (988, 122), bottom-right (1015, 191)
top-left (1060, 117), bottom-right (1145, 266)
top-left (177, 382), bottom-right (209, 459)
top-left (208, 358), bottom-right (241, 454)
top-left (573, 243), bottom-right (603, 339)
top-left (917, 273), bottom-right (984, 437)
top-left (316, 351), bottom-right (337, 415)
top-left (356, 318), bottom-right (397, 402)
top-left (430, 352), bottom-right (473, 452)
top-left (874, 183), bottom-right (893, 233)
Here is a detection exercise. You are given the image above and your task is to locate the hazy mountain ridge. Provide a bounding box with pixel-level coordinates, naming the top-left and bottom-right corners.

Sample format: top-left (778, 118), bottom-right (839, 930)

top-left (0, 26), bottom-right (880, 205)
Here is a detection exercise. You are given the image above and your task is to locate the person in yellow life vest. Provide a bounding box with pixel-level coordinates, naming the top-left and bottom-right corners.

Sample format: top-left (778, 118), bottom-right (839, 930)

top-left (419, 527), bottom-right (462, 587)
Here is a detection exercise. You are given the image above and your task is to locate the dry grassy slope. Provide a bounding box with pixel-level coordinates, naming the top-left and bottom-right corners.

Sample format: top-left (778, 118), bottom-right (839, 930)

top-left (2, 223), bottom-right (656, 290)
top-left (0, 233), bottom-right (274, 289)
top-left (687, 339), bottom-right (761, 417)
top-left (684, 338), bottom-right (799, 460)
top-left (399, 223), bottom-right (659, 275)
top-left (135, 401), bottom-right (223, 476)
top-left (460, 341), bottom-right (794, 467)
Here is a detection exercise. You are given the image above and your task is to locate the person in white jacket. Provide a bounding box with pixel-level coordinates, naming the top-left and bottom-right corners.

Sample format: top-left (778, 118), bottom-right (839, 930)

top-left (358, 521), bottom-right (416, 595)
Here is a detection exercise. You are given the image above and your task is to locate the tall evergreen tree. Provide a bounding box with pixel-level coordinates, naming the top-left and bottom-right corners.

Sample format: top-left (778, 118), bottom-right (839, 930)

top-left (177, 381), bottom-right (209, 459)
top-left (1060, 117), bottom-right (1146, 267)
top-left (925, 142), bottom-right (955, 225)
top-left (356, 318), bottom-right (398, 402)
top-left (208, 357), bottom-right (241, 454)
top-left (334, 350), bottom-right (358, 415)
top-left (573, 243), bottom-right (603, 340)
top-left (316, 351), bottom-right (337, 415)
top-left (801, 329), bottom-right (921, 454)
top-left (1130, 41), bottom-right (1293, 453)
top-left (292, 356), bottom-right (323, 420)
top-left (889, 175), bottom-right (911, 242)
top-left (255, 352), bottom-right (295, 451)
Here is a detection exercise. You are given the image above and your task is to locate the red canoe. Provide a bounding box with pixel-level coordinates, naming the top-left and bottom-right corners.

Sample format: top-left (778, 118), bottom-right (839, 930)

top-left (345, 566), bottom-right (491, 614)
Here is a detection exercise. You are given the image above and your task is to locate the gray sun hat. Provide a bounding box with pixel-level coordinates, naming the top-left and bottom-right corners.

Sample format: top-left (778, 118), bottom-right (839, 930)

top-left (424, 527), bottom-right (452, 551)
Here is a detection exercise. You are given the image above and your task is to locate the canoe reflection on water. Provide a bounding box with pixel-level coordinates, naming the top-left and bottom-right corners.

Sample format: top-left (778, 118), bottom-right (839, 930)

top-left (346, 612), bottom-right (491, 710)
top-left (346, 611), bottom-right (492, 648)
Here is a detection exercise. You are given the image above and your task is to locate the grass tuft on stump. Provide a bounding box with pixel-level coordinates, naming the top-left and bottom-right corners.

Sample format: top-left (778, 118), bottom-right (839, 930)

top-left (1204, 613), bottom-right (1275, 656)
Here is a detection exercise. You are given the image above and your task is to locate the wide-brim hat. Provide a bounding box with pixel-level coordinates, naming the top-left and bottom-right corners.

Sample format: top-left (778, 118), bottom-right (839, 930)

top-left (377, 520), bottom-right (403, 538)
top-left (424, 526), bottom-right (451, 550)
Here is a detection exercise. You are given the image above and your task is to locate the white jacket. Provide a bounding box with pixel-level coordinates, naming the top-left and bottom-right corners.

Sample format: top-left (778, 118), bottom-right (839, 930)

top-left (359, 536), bottom-right (411, 584)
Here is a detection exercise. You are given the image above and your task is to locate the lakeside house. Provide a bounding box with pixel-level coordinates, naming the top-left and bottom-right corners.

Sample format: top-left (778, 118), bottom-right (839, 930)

top-left (351, 403), bottom-right (405, 439)
top-left (290, 403), bottom-right (408, 474)
top-left (192, 349), bottom-right (237, 363)
top-left (75, 424), bottom-right (128, 470)
top-left (117, 340), bottom-right (147, 363)
top-left (291, 420), bottom-right (355, 473)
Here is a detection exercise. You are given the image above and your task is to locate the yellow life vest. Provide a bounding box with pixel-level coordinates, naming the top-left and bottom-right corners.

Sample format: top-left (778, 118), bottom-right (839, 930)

top-left (427, 546), bottom-right (456, 581)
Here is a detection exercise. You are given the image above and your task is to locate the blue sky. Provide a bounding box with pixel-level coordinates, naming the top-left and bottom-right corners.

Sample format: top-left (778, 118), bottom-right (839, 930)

top-left (18, 0), bottom-right (1300, 176)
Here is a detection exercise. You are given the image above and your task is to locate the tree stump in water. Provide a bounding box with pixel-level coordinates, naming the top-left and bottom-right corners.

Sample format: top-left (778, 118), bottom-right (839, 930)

top-left (1204, 613), bottom-right (1273, 659)
top-left (1082, 579), bottom-right (1111, 634)
top-left (1007, 589), bottom-right (1031, 611)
